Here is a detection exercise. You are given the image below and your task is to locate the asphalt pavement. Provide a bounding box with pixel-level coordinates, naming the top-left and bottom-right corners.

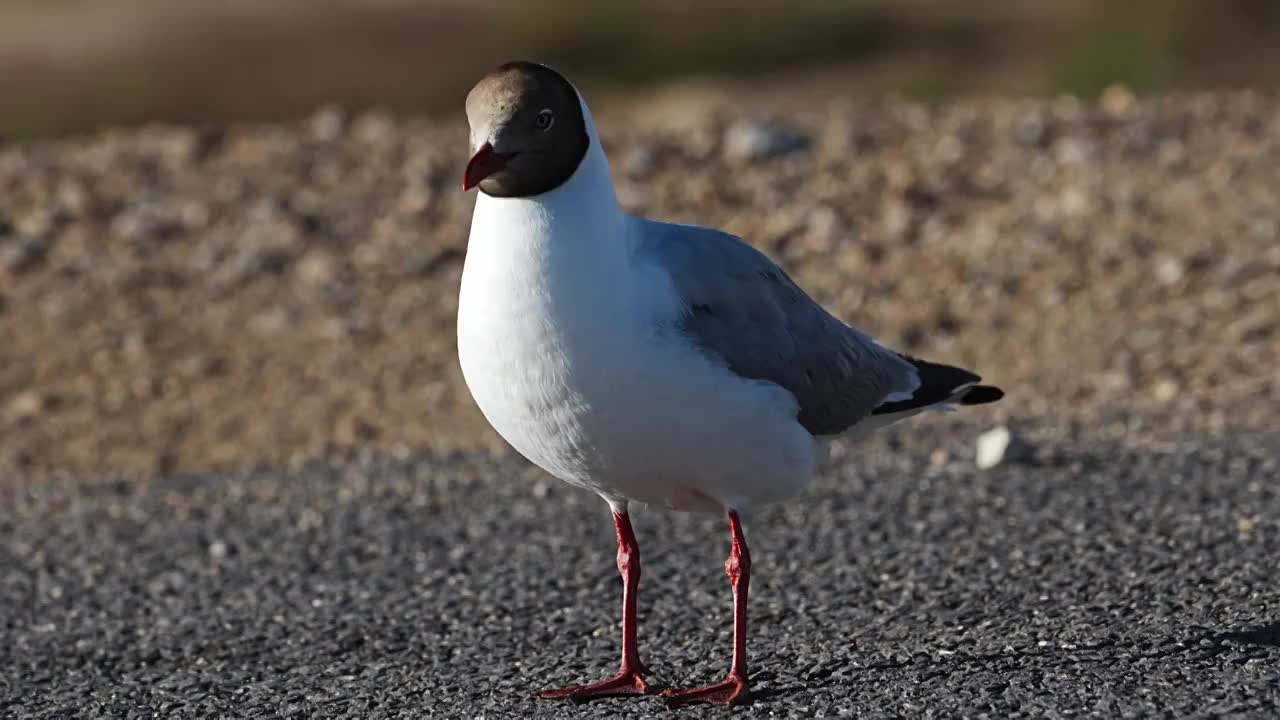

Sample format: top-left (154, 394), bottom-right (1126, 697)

top-left (3, 419), bottom-right (1278, 718)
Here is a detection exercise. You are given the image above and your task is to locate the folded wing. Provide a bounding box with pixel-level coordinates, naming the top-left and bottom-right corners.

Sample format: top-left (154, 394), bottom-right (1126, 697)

top-left (636, 219), bottom-right (921, 436)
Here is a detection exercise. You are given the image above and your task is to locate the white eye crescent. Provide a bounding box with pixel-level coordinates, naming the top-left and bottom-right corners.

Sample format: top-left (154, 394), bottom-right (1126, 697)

top-left (534, 109), bottom-right (554, 131)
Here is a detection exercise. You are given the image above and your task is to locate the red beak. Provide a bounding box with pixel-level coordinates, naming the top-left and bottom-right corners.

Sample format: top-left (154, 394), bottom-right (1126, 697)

top-left (463, 142), bottom-right (514, 191)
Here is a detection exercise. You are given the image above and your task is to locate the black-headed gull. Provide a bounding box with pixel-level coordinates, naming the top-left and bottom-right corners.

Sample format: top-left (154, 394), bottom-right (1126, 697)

top-left (458, 61), bottom-right (1003, 707)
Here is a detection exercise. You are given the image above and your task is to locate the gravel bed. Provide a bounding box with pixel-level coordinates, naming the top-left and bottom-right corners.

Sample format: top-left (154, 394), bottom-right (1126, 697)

top-left (2, 420), bottom-right (1277, 717)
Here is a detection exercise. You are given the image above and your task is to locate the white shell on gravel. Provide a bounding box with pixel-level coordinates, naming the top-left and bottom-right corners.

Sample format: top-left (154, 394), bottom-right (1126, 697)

top-left (976, 425), bottom-right (1013, 469)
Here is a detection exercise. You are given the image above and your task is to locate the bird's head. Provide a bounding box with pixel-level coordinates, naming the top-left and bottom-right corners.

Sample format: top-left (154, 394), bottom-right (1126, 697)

top-left (463, 61), bottom-right (589, 198)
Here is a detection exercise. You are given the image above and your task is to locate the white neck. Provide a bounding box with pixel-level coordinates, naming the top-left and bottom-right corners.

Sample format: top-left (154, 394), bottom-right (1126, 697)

top-left (470, 97), bottom-right (623, 248)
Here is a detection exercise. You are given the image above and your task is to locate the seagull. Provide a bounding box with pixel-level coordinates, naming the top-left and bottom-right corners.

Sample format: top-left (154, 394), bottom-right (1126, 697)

top-left (457, 61), bottom-right (1003, 707)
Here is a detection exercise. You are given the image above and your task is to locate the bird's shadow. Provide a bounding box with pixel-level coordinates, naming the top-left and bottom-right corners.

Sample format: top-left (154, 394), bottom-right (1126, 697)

top-left (465, 619), bottom-right (1280, 710)
top-left (734, 670), bottom-right (805, 704)
top-left (741, 619), bottom-right (1280, 705)
top-left (1213, 621), bottom-right (1280, 648)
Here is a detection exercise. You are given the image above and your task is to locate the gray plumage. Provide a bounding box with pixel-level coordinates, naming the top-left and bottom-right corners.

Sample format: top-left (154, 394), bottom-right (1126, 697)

top-left (636, 219), bottom-right (920, 436)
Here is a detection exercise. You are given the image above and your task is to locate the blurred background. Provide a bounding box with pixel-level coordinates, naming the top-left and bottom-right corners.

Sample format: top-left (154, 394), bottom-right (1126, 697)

top-left (1, 0), bottom-right (1278, 480)
top-left (2, 0), bottom-right (1280, 137)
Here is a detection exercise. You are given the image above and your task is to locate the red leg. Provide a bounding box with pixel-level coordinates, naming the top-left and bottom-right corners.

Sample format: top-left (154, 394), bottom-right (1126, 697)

top-left (663, 510), bottom-right (751, 707)
top-left (537, 510), bottom-right (652, 701)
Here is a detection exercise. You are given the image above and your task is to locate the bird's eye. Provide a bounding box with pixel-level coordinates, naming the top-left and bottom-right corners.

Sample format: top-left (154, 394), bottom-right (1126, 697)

top-left (534, 109), bottom-right (554, 131)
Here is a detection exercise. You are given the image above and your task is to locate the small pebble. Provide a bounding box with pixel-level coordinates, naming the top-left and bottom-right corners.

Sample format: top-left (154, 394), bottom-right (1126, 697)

top-left (976, 426), bottom-right (1012, 470)
top-left (723, 119), bottom-right (810, 163)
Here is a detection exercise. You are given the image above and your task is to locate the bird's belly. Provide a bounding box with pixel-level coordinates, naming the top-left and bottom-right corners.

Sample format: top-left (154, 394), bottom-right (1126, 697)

top-left (588, 347), bottom-right (819, 512)
top-left (457, 310), bottom-right (598, 488)
top-left (459, 298), bottom-right (816, 511)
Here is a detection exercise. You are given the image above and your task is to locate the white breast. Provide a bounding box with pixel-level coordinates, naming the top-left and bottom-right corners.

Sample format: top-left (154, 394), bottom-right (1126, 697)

top-left (457, 189), bottom-right (628, 490)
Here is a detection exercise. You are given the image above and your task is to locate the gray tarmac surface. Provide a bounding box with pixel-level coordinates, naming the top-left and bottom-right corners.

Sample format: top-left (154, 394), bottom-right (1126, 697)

top-left (3, 419), bottom-right (1279, 718)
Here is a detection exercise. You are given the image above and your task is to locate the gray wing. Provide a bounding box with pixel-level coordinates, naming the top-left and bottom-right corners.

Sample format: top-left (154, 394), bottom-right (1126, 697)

top-left (636, 219), bottom-right (920, 436)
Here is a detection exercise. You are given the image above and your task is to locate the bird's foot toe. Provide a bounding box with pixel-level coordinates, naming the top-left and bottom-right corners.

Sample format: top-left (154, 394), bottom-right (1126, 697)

top-left (537, 669), bottom-right (653, 702)
top-left (661, 673), bottom-right (748, 708)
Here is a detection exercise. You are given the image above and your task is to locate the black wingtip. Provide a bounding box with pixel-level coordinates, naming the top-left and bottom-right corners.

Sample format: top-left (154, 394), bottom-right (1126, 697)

top-left (959, 385), bottom-right (1004, 405)
top-left (872, 355), bottom-right (1001, 416)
